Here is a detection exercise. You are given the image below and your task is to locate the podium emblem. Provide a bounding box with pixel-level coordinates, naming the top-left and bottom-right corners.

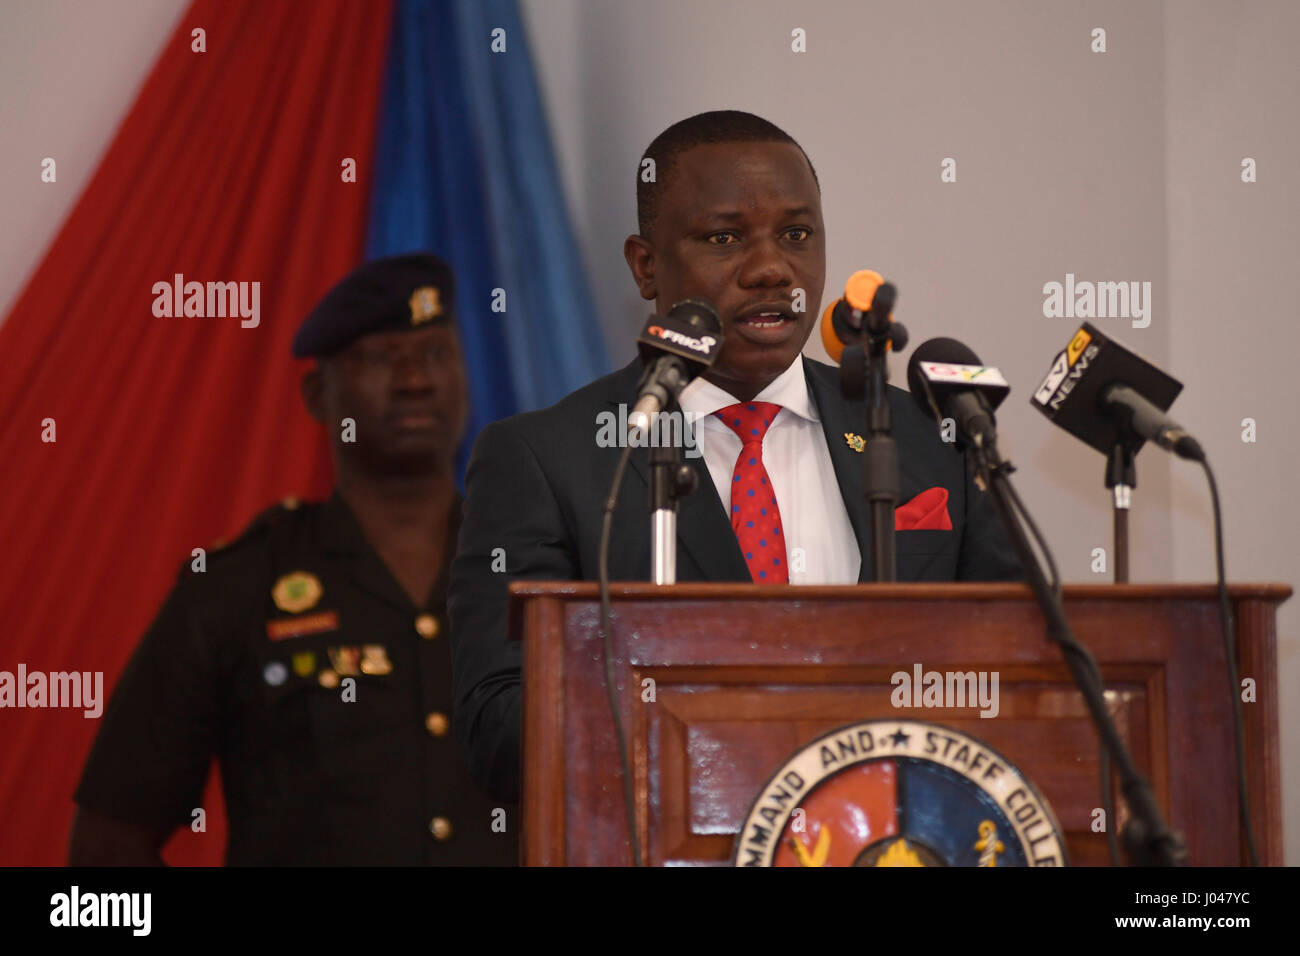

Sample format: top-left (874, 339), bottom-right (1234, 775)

top-left (733, 720), bottom-right (1067, 867)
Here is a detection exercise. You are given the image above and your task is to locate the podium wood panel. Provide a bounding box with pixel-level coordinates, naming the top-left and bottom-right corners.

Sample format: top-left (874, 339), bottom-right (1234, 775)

top-left (511, 583), bottom-right (1288, 866)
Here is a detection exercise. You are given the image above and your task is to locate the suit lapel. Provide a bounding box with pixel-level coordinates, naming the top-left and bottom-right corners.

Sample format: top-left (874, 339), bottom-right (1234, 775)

top-left (662, 449), bottom-right (751, 581)
top-left (804, 357), bottom-right (874, 582)
top-left (612, 361), bottom-right (751, 582)
top-left (806, 358), bottom-right (945, 582)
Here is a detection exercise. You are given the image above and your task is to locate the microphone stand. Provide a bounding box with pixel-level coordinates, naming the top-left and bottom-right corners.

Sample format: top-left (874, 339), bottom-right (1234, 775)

top-left (1106, 443), bottom-right (1137, 583)
top-left (839, 284), bottom-right (907, 581)
top-left (646, 412), bottom-right (698, 584)
top-left (967, 436), bottom-right (1186, 866)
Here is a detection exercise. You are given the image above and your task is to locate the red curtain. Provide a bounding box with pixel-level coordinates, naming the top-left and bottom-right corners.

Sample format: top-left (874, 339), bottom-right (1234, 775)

top-left (0, 0), bottom-right (393, 864)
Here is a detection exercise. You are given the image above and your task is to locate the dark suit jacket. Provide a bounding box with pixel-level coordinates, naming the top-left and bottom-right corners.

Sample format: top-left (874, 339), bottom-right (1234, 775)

top-left (449, 355), bottom-right (1022, 800)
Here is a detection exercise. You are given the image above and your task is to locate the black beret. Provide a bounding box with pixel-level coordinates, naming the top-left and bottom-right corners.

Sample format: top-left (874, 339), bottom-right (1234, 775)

top-left (292, 253), bottom-right (457, 358)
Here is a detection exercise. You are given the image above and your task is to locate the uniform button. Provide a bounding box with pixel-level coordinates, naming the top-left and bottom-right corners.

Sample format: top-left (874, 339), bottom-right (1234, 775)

top-left (425, 712), bottom-right (449, 737)
top-left (281, 495), bottom-right (300, 510)
top-left (429, 816), bottom-right (453, 841)
top-left (415, 614), bottom-right (439, 639)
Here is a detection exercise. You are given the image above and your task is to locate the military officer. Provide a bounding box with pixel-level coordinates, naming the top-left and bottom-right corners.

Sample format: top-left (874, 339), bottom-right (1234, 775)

top-left (70, 253), bottom-right (517, 865)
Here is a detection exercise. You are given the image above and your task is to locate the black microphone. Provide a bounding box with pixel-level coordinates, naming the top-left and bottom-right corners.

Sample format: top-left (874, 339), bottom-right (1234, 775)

top-left (906, 338), bottom-right (1011, 453)
top-left (630, 298), bottom-right (723, 434)
top-left (1100, 385), bottom-right (1203, 461)
top-left (1030, 322), bottom-right (1198, 460)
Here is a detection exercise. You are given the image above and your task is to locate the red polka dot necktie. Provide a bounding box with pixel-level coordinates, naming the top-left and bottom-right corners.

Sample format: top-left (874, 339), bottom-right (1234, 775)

top-left (715, 401), bottom-right (788, 583)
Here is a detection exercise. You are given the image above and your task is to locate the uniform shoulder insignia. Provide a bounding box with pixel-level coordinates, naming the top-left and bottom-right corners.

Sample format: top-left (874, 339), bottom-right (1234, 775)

top-left (180, 498), bottom-right (322, 585)
top-left (207, 510), bottom-right (273, 555)
top-left (203, 496), bottom-right (310, 559)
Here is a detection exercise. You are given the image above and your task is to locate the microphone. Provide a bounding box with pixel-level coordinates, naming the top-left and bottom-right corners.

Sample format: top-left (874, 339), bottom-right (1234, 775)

top-left (1030, 322), bottom-right (1198, 460)
top-left (906, 338), bottom-right (1010, 453)
top-left (820, 270), bottom-right (905, 363)
top-left (630, 298), bottom-right (723, 434)
top-left (1101, 385), bottom-right (1203, 461)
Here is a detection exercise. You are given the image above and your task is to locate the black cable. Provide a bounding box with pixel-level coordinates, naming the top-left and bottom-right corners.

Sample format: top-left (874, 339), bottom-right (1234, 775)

top-left (1004, 457), bottom-right (1115, 868)
top-left (1100, 750), bottom-right (1120, 866)
top-left (999, 467), bottom-right (1062, 600)
top-left (1199, 457), bottom-right (1259, 866)
top-left (983, 458), bottom-right (1108, 699)
top-left (598, 441), bottom-right (643, 867)
top-left (986, 461), bottom-right (1185, 865)
top-left (994, 468), bottom-right (1106, 695)
top-left (986, 459), bottom-right (1105, 697)
top-left (1005, 458), bottom-right (1115, 863)
top-left (1075, 602), bottom-right (1121, 867)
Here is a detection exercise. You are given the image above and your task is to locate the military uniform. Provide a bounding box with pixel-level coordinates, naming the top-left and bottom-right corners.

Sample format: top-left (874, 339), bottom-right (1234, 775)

top-left (76, 493), bottom-right (517, 865)
top-left (76, 252), bottom-right (516, 865)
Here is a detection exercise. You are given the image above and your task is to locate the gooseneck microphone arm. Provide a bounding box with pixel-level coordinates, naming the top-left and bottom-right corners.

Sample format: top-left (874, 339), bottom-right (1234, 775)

top-left (965, 435), bottom-right (1187, 866)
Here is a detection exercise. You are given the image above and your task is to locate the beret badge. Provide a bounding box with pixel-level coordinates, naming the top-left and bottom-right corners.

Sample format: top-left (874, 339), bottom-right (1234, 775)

top-left (409, 286), bottom-right (443, 326)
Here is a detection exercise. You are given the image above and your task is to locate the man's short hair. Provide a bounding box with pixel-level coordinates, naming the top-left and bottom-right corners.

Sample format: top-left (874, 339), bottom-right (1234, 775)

top-left (636, 110), bottom-right (820, 239)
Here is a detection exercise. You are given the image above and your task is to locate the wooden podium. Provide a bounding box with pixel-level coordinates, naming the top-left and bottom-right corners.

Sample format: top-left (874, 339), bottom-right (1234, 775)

top-left (510, 582), bottom-right (1289, 866)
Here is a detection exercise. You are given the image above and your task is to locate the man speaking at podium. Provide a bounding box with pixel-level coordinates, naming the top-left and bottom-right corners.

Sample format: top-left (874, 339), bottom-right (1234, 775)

top-left (450, 111), bottom-right (1022, 802)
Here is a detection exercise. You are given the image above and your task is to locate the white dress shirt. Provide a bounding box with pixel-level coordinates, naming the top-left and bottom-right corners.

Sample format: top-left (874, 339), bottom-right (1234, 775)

top-left (677, 358), bottom-right (861, 585)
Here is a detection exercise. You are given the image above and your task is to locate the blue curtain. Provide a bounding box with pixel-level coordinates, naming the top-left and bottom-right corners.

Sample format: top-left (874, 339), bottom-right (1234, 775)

top-left (366, 0), bottom-right (611, 482)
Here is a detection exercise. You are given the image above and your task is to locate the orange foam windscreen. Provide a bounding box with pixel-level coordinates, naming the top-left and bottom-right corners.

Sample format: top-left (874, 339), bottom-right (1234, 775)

top-left (821, 270), bottom-right (890, 363)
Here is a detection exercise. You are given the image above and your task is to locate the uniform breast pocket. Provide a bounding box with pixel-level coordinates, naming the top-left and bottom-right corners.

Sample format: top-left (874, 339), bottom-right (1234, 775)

top-left (258, 645), bottom-right (409, 758)
top-left (304, 673), bottom-right (408, 754)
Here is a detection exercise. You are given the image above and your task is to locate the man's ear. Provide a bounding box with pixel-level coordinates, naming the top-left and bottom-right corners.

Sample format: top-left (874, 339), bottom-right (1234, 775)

top-left (300, 364), bottom-right (327, 424)
top-left (623, 234), bottom-right (658, 302)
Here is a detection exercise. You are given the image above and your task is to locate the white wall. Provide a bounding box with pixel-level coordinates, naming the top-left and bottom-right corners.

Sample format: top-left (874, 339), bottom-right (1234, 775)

top-left (1, 0), bottom-right (1294, 862)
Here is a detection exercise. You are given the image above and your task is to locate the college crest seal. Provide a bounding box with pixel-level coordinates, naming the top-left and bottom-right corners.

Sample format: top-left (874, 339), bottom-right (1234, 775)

top-left (732, 720), bottom-right (1067, 867)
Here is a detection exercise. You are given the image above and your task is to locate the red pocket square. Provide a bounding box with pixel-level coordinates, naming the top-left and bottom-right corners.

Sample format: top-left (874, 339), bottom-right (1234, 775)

top-left (895, 487), bottom-right (953, 531)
